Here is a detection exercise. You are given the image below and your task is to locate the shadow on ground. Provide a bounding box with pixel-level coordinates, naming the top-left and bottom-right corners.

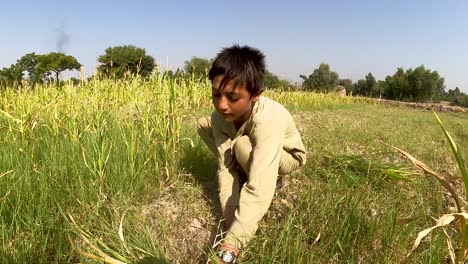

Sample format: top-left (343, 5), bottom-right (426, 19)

top-left (180, 139), bottom-right (219, 214)
top-left (179, 139), bottom-right (222, 262)
top-left (137, 256), bottom-right (170, 264)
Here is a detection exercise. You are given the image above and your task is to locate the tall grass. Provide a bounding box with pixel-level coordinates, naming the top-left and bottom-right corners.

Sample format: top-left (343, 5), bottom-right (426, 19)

top-left (265, 90), bottom-right (374, 111)
top-left (385, 111), bottom-right (468, 263)
top-left (0, 74), bottom-right (211, 262)
top-left (0, 75), bottom-right (465, 263)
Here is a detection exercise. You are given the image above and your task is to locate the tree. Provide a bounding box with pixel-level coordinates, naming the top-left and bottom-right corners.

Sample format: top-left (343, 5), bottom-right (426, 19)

top-left (1, 52), bottom-right (81, 88)
top-left (36, 52), bottom-right (81, 84)
top-left (263, 71), bottom-right (293, 90)
top-left (365, 73), bottom-right (378, 97)
top-left (353, 79), bottom-right (366, 96)
top-left (16, 53), bottom-right (40, 84)
top-left (381, 65), bottom-right (445, 102)
top-left (300, 63), bottom-right (339, 92)
top-left (453, 94), bottom-right (468, 107)
top-left (97, 45), bottom-right (155, 78)
top-left (448, 87), bottom-right (462, 99)
top-left (383, 67), bottom-right (411, 101)
top-left (352, 73), bottom-right (379, 97)
top-left (0, 65), bottom-right (22, 88)
top-left (406, 65), bottom-right (444, 102)
top-left (184, 57), bottom-right (211, 79)
top-left (1, 53), bottom-right (39, 88)
top-left (444, 87), bottom-right (467, 107)
top-left (376, 80), bottom-right (387, 98)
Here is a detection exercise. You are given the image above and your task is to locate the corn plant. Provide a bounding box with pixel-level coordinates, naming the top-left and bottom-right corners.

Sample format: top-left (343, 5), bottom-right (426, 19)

top-left (386, 110), bottom-right (467, 263)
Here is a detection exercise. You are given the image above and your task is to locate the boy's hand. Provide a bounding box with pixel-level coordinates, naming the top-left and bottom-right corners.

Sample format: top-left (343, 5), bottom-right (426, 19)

top-left (219, 242), bottom-right (239, 255)
top-left (216, 242), bottom-right (239, 263)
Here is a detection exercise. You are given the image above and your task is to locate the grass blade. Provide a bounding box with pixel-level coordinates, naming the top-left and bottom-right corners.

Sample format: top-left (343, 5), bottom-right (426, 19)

top-left (432, 110), bottom-right (468, 196)
top-left (383, 142), bottom-right (464, 213)
top-left (406, 213), bottom-right (468, 257)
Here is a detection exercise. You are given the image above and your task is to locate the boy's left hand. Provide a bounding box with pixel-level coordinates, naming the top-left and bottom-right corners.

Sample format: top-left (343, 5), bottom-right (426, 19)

top-left (214, 242), bottom-right (240, 263)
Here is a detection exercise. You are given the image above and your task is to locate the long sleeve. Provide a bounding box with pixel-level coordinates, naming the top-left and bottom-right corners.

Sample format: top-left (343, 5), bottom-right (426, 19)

top-left (225, 119), bottom-right (285, 248)
top-left (207, 96), bottom-right (307, 249)
top-left (211, 112), bottom-right (241, 209)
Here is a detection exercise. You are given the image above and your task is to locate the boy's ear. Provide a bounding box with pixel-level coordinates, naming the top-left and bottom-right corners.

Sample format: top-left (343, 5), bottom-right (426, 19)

top-left (252, 89), bottom-right (264, 101)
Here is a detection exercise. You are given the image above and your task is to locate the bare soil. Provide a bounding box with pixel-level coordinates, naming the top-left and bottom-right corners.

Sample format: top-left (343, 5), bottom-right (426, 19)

top-left (376, 99), bottom-right (467, 113)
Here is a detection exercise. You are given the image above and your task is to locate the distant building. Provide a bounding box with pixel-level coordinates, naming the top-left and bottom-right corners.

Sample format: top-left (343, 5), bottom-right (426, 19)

top-left (337, 85), bottom-right (347, 96)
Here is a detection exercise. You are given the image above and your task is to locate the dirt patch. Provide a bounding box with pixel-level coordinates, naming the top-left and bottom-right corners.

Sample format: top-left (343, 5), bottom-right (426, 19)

top-left (377, 99), bottom-right (467, 113)
top-left (139, 180), bottom-right (217, 263)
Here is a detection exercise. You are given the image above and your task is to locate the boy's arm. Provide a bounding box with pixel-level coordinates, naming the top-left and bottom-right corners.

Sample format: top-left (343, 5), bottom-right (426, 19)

top-left (225, 120), bottom-right (285, 248)
top-left (211, 119), bottom-right (241, 215)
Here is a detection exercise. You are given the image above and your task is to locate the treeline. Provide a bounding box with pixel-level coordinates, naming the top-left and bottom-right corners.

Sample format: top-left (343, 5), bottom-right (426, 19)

top-left (1, 45), bottom-right (466, 107)
top-left (0, 45), bottom-right (155, 87)
top-left (0, 52), bottom-right (81, 87)
top-left (300, 63), bottom-right (467, 107)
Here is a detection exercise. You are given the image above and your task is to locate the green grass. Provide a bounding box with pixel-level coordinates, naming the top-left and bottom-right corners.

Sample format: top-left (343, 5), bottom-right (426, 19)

top-left (239, 105), bottom-right (467, 263)
top-left (0, 77), bottom-right (467, 263)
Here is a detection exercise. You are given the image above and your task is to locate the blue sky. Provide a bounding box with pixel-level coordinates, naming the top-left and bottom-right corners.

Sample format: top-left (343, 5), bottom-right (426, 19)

top-left (1, 0), bottom-right (467, 92)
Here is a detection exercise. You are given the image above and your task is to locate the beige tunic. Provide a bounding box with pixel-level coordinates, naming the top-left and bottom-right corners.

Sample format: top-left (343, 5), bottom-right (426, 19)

top-left (200, 96), bottom-right (306, 247)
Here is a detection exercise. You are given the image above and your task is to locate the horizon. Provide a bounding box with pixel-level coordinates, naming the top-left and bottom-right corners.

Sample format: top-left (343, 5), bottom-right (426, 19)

top-left (1, 0), bottom-right (467, 93)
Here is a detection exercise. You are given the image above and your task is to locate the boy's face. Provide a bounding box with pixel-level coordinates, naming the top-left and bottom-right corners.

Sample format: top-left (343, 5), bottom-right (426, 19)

top-left (211, 75), bottom-right (261, 125)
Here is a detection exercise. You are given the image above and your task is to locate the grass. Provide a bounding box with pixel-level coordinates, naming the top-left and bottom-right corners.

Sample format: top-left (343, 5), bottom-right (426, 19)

top-left (239, 106), bottom-right (467, 263)
top-left (0, 76), bottom-right (467, 263)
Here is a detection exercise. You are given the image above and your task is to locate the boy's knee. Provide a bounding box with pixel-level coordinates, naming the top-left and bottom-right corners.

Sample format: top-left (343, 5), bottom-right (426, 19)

top-left (233, 136), bottom-right (251, 153)
top-left (197, 116), bottom-right (211, 136)
top-left (234, 136), bottom-right (253, 173)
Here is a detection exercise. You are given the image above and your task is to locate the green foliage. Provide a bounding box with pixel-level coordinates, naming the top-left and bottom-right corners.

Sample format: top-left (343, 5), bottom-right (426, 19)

top-left (350, 65), bottom-right (448, 103)
top-left (452, 94), bottom-right (468, 107)
top-left (448, 87), bottom-right (462, 99)
top-left (407, 66), bottom-right (444, 102)
top-left (0, 53), bottom-right (40, 88)
top-left (300, 63), bottom-right (339, 92)
top-left (441, 87), bottom-right (468, 108)
top-left (383, 65), bottom-right (445, 102)
top-left (1, 52), bottom-right (81, 88)
top-left (0, 64), bottom-right (23, 88)
top-left (16, 53), bottom-right (40, 84)
top-left (353, 73), bottom-right (380, 97)
top-left (435, 111), bottom-right (468, 261)
top-left (383, 67), bottom-right (410, 100)
top-left (37, 52), bottom-right (81, 84)
top-left (263, 71), bottom-right (294, 90)
top-left (97, 45), bottom-right (155, 78)
top-left (183, 57), bottom-right (211, 79)
top-left (433, 111), bottom-right (467, 200)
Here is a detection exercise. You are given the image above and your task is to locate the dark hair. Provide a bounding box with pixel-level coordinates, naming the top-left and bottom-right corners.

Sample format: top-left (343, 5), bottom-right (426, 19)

top-left (209, 44), bottom-right (265, 96)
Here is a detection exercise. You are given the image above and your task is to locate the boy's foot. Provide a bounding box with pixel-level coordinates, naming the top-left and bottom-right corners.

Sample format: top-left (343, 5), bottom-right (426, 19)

top-left (274, 177), bottom-right (285, 197)
top-left (276, 177), bottom-right (284, 190)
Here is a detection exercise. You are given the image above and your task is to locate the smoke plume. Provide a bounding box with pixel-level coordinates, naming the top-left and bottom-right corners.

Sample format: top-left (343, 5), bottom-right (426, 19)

top-left (56, 22), bottom-right (70, 53)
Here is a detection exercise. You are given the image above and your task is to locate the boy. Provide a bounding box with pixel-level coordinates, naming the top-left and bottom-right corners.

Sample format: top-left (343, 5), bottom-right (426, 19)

top-left (197, 45), bottom-right (306, 263)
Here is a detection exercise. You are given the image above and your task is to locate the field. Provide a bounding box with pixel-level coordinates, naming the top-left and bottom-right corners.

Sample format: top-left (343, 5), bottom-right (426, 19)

top-left (0, 76), bottom-right (467, 263)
